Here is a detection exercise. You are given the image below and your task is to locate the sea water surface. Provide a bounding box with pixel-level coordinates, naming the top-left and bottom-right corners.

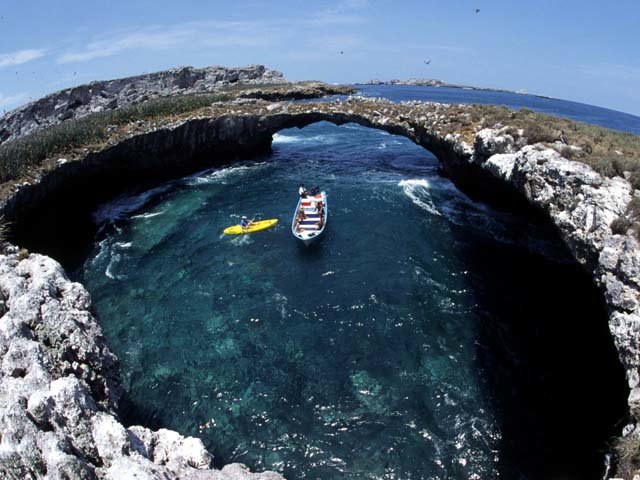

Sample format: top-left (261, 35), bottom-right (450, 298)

top-left (76, 87), bottom-right (631, 479)
top-left (355, 84), bottom-right (640, 135)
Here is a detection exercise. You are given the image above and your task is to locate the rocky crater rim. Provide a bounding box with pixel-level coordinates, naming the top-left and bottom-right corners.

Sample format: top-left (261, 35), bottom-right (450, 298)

top-left (2, 85), bottom-right (640, 477)
top-left (0, 64), bottom-right (288, 144)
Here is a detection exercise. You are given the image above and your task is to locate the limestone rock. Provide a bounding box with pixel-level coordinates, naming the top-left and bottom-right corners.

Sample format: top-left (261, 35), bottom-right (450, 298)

top-left (0, 250), bottom-right (285, 479)
top-left (0, 65), bottom-right (286, 144)
top-left (474, 128), bottom-right (515, 158)
top-left (3, 94), bottom-right (640, 478)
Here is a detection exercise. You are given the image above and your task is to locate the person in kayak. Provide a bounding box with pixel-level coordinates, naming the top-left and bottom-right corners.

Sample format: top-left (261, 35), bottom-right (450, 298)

top-left (299, 184), bottom-right (307, 197)
top-left (240, 216), bottom-right (253, 229)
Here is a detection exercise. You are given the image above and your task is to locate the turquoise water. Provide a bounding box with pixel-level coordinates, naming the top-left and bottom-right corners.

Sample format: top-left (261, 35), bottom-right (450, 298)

top-left (78, 120), bottom-right (626, 479)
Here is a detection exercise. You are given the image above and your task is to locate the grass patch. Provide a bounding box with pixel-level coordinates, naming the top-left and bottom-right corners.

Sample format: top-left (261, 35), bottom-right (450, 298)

top-left (0, 81), bottom-right (354, 183)
top-left (614, 434), bottom-right (640, 479)
top-left (0, 92), bottom-right (229, 182)
top-left (440, 103), bottom-right (640, 177)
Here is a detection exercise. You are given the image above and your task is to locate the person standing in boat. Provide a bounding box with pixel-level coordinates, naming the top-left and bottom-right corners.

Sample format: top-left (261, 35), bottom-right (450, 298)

top-left (299, 184), bottom-right (307, 198)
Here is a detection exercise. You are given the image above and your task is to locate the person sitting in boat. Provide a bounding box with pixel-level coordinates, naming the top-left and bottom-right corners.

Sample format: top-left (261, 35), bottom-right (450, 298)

top-left (296, 210), bottom-right (306, 232)
top-left (310, 186), bottom-right (320, 196)
top-left (316, 201), bottom-right (324, 224)
top-left (240, 216), bottom-right (253, 229)
top-left (299, 184), bottom-right (307, 197)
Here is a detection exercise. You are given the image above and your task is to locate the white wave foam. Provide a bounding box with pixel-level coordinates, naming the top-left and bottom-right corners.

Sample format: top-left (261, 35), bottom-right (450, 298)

top-left (272, 133), bottom-right (337, 145)
top-left (272, 133), bottom-right (301, 144)
top-left (114, 242), bottom-right (132, 249)
top-left (399, 179), bottom-right (441, 216)
top-left (273, 293), bottom-right (288, 319)
top-left (105, 253), bottom-right (122, 279)
top-left (230, 235), bottom-right (253, 246)
top-left (89, 238), bottom-right (110, 267)
top-left (93, 184), bottom-right (172, 225)
top-left (184, 162), bottom-right (266, 186)
top-left (131, 211), bottom-right (164, 220)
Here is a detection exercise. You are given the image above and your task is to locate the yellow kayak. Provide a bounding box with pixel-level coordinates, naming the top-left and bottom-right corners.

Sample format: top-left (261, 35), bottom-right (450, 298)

top-left (224, 219), bottom-right (278, 235)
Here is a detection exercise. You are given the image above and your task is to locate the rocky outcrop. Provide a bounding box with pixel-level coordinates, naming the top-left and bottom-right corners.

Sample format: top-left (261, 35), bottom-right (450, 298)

top-left (0, 65), bottom-right (285, 144)
top-left (2, 93), bottom-right (640, 477)
top-left (0, 247), bottom-right (284, 479)
top-left (475, 131), bottom-right (640, 409)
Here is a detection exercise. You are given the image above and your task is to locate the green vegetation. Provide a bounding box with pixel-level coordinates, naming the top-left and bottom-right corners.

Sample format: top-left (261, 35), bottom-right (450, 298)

top-left (0, 92), bottom-right (229, 182)
top-left (0, 81), bottom-right (353, 183)
top-left (2, 97), bottom-right (640, 233)
top-left (440, 105), bottom-right (640, 178)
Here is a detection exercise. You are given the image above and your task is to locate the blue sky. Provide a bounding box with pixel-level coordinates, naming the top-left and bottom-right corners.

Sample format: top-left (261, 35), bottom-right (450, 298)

top-left (1, 0), bottom-right (639, 116)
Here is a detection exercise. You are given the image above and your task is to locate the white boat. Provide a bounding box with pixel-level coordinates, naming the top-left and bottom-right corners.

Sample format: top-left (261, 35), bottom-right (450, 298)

top-left (291, 191), bottom-right (327, 246)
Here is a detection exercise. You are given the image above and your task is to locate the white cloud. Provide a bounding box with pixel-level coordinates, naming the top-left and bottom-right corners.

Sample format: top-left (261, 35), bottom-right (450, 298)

top-left (302, 13), bottom-right (367, 26)
top-left (0, 92), bottom-right (28, 110)
top-left (57, 8), bottom-right (370, 64)
top-left (0, 49), bottom-right (46, 68)
top-left (57, 21), bottom-right (279, 64)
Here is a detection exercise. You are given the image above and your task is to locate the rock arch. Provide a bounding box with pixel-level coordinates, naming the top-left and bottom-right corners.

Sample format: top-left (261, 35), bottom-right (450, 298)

top-left (3, 97), bottom-right (640, 432)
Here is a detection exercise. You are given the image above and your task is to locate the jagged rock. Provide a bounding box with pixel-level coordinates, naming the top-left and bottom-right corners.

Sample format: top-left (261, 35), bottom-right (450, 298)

top-left (0, 250), bottom-right (285, 479)
top-left (0, 65), bottom-right (286, 144)
top-left (2, 91), bottom-right (640, 478)
top-left (91, 412), bottom-right (129, 466)
top-left (474, 128), bottom-right (515, 158)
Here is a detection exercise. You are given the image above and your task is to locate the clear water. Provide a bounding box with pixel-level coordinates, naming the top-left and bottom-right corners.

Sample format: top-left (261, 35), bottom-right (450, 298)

top-left (75, 86), bottom-right (632, 479)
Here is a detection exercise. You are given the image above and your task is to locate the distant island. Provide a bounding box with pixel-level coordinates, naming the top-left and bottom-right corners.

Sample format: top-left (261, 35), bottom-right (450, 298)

top-left (360, 78), bottom-right (531, 96)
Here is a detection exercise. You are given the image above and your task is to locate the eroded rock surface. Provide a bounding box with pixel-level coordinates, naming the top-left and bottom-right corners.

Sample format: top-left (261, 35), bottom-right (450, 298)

top-left (2, 91), bottom-right (640, 477)
top-left (0, 249), bottom-right (284, 479)
top-left (0, 64), bottom-right (285, 144)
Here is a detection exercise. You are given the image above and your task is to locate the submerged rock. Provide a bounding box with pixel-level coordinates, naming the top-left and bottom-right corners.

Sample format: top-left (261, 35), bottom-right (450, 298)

top-left (0, 250), bottom-right (284, 479)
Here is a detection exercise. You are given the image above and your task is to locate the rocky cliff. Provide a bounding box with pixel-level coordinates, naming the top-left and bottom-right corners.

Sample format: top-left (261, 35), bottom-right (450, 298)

top-left (0, 246), bottom-right (284, 480)
top-left (0, 65), bottom-right (285, 144)
top-left (2, 93), bottom-right (640, 477)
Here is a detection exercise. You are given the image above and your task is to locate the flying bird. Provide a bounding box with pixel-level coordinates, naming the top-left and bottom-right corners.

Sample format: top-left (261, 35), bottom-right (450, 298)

top-left (475, 8), bottom-right (480, 13)
top-left (424, 60), bottom-right (431, 65)
top-left (340, 51), bottom-right (344, 55)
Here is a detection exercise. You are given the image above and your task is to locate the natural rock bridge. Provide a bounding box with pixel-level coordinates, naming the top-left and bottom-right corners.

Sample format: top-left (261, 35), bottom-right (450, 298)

top-left (2, 95), bottom-right (640, 478)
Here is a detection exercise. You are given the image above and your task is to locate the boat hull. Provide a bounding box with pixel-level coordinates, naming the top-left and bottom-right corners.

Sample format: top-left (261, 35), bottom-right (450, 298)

top-left (291, 192), bottom-right (327, 245)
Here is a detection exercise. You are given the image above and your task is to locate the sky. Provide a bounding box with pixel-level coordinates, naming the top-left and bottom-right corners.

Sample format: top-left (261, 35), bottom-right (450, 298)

top-left (1, 0), bottom-right (639, 116)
